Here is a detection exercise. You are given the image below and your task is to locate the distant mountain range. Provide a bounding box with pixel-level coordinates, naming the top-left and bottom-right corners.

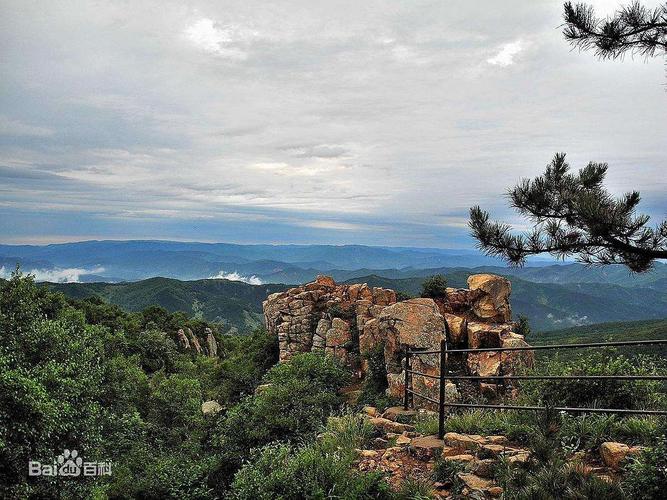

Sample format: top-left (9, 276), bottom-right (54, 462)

top-left (0, 239), bottom-right (547, 283)
top-left (4, 239), bottom-right (665, 332)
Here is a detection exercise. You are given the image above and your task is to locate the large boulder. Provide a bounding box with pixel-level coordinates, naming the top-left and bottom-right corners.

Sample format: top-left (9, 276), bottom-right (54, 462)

top-left (467, 274), bottom-right (512, 323)
top-left (600, 442), bottom-right (642, 470)
top-left (379, 298), bottom-right (445, 373)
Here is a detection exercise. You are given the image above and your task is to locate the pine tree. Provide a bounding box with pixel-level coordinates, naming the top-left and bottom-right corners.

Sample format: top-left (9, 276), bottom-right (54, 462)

top-left (469, 153), bottom-right (667, 272)
top-left (563, 1), bottom-right (667, 59)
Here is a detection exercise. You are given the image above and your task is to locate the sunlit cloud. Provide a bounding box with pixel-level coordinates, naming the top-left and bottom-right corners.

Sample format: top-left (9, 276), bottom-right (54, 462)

top-left (208, 270), bottom-right (263, 285)
top-left (487, 39), bottom-right (524, 67)
top-left (183, 17), bottom-right (249, 60)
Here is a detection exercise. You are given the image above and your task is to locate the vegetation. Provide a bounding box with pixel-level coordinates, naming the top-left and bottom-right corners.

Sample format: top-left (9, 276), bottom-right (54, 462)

top-left (563, 1), bottom-right (667, 60)
top-left (45, 277), bottom-right (288, 333)
top-left (0, 270), bottom-right (279, 498)
top-left (623, 435), bottom-right (667, 499)
top-left (3, 269), bottom-right (667, 498)
top-left (470, 153), bottom-right (667, 272)
top-left (229, 415), bottom-right (390, 499)
top-left (420, 274), bottom-right (448, 299)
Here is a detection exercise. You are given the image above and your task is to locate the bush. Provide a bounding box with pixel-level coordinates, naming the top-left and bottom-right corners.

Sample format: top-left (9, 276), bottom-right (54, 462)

top-left (518, 350), bottom-right (667, 411)
top-left (214, 328), bottom-right (278, 403)
top-left (432, 458), bottom-right (467, 494)
top-left (229, 415), bottom-right (391, 499)
top-left (214, 353), bottom-right (350, 491)
top-left (623, 435), bottom-right (667, 499)
top-left (420, 275), bottom-right (448, 299)
top-left (358, 344), bottom-right (395, 409)
top-left (395, 478), bottom-right (435, 499)
top-left (496, 459), bottom-right (625, 500)
top-left (414, 410), bottom-right (533, 443)
top-left (515, 315), bottom-right (531, 337)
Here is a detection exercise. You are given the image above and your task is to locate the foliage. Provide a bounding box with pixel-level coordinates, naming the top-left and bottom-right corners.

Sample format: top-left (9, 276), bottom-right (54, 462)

top-left (0, 270), bottom-right (277, 499)
top-left (515, 315), bottom-right (531, 337)
top-left (214, 329), bottom-right (278, 403)
top-left (470, 153), bottom-right (667, 272)
top-left (213, 353), bottom-right (350, 492)
top-left (358, 344), bottom-right (395, 409)
top-left (229, 415), bottom-right (391, 500)
top-left (420, 274), bottom-right (448, 299)
top-left (623, 435), bottom-right (667, 499)
top-left (394, 478), bottom-right (435, 499)
top-left (496, 458), bottom-right (625, 500)
top-left (563, 1), bottom-right (667, 60)
top-left (517, 350), bottom-right (667, 411)
top-left (432, 458), bottom-right (467, 494)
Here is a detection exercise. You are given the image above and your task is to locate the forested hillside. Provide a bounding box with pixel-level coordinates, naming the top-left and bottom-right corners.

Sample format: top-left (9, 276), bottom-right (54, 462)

top-left (40, 270), bottom-right (667, 332)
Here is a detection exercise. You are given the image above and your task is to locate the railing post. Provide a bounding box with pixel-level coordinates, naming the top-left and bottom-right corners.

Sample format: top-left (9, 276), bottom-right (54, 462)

top-left (403, 346), bottom-right (410, 410)
top-left (438, 338), bottom-right (447, 440)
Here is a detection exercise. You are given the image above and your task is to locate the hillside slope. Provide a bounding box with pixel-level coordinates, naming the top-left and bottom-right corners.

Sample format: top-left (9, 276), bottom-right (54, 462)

top-left (45, 278), bottom-right (288, 333)
top-left (46, 270), bottom-right (667, 333)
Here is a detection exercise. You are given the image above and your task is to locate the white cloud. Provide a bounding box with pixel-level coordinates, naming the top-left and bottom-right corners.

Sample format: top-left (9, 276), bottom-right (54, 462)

top-left (183, 18), bottom-right (248, 60)
top-left (0, 266), bottom-right (105, 283)
top-left (208, 270), bottom-right (263, 285)
top-left (487, 39), bottom-right (524, 67)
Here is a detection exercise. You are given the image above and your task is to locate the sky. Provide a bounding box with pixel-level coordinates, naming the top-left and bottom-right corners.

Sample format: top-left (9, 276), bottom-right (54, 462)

top-left (1, 0), bottom-right (665, 248)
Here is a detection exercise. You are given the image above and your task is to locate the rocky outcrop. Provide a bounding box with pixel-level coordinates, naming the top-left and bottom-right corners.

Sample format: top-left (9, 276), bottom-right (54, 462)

top-left (205, 328), bottom-right (218, 357)
top-left (264, 275), bottom-right (397, 363)
top-left (467, 274), bottom-right (512, 323)
top-left (177, 329), bottom-right (190, 349)
top-left (263, 274), bottom-right (533, 404)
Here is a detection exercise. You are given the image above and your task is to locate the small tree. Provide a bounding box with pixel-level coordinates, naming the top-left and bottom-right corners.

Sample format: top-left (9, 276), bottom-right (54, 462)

top-left (469, 153), bottom-right (667, 272)
top-left (563, 1), bottom-right (667, 60)
top-left (515, 315), bottom-right (532, 337)
top-left (420, 274), bottom-right (448, 299)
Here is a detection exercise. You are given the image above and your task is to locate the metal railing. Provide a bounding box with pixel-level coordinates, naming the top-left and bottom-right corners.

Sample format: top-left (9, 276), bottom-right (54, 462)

top-left (403, 329), bottom-right (667, 440)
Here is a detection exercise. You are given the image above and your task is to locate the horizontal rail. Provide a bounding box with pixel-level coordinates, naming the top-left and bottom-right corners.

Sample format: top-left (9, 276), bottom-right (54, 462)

top-left (406, 369), bottom-right (440, 380)
top-left (406, 388), bottom-right (440, 405)
top-left (442, 402), bottom-right (667, 415)
top-left (446, 375), bottom-right (667, 381)
top-left (409, 338), bottom-right (667, 355)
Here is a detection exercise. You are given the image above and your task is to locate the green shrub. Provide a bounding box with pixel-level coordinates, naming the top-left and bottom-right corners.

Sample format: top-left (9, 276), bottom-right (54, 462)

top-left (432, 458), bottom-right (467, 494)
top-left (214, 353), bottom-right (350, 491)
top-left (324, 413), bottom-right (375, 450)
top-left (438, 410), bottom-right (533, 443)
top-left (622, 435), bottom-right (667, 499)
top-left (214, 328), bottom-right (278, 403)
top-left (518, 350), bottom-right (667, 411)
top-left (515, 315), bottom-right (531, 337)
top-left (420, 275), bottom-right (448, 299)
top-left (395, 478), bottom-right (435, 499)
top-left (358, 343), bottom-right (394, 409)
top-left (229, 414), bottom-right (391, 500)
top-left (264, 351), bottom-right (349, 391)
top-left (497, 459), bottom-right (625, 500)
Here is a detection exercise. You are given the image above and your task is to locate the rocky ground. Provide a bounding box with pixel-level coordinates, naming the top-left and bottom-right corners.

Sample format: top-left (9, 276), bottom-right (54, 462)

top-left (353, 406), bottom-right (641, 498)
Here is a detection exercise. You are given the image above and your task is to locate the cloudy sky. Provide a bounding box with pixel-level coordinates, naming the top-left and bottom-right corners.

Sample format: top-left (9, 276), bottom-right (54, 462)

top-left (1, 0), bottom-right (665, 248)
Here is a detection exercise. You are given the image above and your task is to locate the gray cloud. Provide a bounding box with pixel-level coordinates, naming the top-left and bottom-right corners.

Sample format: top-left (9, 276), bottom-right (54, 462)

top-left (0, 0), bottom-right (665, 246)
